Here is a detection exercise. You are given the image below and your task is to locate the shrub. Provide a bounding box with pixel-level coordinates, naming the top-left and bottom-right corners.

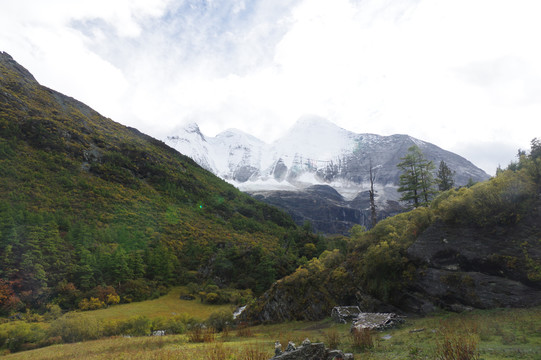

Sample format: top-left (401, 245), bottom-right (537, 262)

top-left (118, 315), bottom-right (152, 337)
top-left (0, 321), bottom-right (46, 353)
top-left (48, 314), bottom-right (100, 343)
top-left (433, 170), bottom-right (536, 227)
top-left (206, 310), bottom-right (233, 332)
top-left (101, 319), bottom-right (121, 337)
top-left (150, 315), bottom-right (191, 335)
top-left (78, 297), bottom-right (106, 310)
top-left (44, 304), bottom-right (63, 321)
top-left (205, 292), bottom-right (219, 304)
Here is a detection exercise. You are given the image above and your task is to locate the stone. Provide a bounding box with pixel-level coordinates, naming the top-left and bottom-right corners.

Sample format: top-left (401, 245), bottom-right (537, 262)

top-left (270, 342), bottom-right (326, 360)
top-left (327, 350), bottom-right (345, 359)
top-left (274, 341), bottom-right (282, 356)
top-left (331, 306), bottom-right (361, 324)
top-left (285, 341), bottom-right (296, 352)
top-left (269, 339), bottom-right (354, 360)
top-left (351, 312), bottom-right (404, 331)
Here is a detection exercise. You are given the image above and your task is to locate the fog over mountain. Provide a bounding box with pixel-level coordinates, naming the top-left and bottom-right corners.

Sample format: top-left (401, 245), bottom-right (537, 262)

top-left (166, 116), bottom-right (490, 233)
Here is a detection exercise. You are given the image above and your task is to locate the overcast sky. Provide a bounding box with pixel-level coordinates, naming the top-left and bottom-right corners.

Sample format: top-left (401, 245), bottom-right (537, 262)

top-left (1, 0), bottom-right (541, 175)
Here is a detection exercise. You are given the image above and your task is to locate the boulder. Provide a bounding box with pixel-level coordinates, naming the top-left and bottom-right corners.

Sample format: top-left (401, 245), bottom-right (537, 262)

top-left (269, 339), bottom-right (354, 360)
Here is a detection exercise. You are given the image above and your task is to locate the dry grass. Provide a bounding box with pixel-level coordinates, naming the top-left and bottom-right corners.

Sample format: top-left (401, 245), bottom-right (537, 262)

top-left (188, 326), bottom-right (216, 343)
top-left (2, 299), bottom-right (540, 360)
top-left (351, 327), bottom-right (374, 351)
top-left (324, 328), bottom-right (341, 349)
top-left (236, 322), bottom-right (254, 337)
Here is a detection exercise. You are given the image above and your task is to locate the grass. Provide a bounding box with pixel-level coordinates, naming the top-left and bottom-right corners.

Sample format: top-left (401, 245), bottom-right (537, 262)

top-left (77, 287), bottom-right (235, 322)
top-left (1, 291), bottom-right (540, 359)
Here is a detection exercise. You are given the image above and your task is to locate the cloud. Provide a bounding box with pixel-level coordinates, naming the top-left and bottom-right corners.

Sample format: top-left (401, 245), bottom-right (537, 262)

top-left (1, 0), bottom-right (541, 175)
top-left (451, 141), bottom-right (521, 175)
top-left (455, 56), bottom-right (541, 107)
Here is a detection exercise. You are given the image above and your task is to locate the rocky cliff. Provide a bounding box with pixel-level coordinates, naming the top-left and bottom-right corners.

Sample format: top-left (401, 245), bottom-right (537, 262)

top-left (241, 194), bottom-right (541, 323)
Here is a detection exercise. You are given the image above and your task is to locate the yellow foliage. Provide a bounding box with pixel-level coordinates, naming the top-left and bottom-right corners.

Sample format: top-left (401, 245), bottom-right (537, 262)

top-left (78, 297), bottom-right (106, 311)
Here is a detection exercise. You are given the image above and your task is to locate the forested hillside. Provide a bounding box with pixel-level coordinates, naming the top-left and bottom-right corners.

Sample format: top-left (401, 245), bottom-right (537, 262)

top-left (0, 52), bottom-right (325, 314)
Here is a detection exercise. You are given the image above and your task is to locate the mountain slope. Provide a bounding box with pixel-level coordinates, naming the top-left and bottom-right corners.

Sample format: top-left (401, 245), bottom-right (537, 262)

top-left (242, 156), bottom-right (541, 323)
top-left (0, 52), bottom-right (314, 311)
top-left (165, 116), bottom-right (489, 233)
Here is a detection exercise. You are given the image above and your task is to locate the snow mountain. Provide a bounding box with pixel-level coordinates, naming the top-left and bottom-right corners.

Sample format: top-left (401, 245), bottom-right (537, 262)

top-left (165, 116), bottom-right (490, 234)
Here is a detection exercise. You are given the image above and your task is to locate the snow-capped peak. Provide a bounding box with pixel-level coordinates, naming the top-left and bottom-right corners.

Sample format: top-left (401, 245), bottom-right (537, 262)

top-left (164, 117), bottom-right (489, 196)
top-left (272, 115), bottom-right (356, 168)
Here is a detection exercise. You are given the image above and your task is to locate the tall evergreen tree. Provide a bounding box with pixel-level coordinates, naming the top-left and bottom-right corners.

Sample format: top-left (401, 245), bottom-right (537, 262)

top-left (397, 145), bottom-right (436, 208)
top-left (368, 158), bottom-right (378, 228)
top-left (436, 160), bottom-right (455, 191)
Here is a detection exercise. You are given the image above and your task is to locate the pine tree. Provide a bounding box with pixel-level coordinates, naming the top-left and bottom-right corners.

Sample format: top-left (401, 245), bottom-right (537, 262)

top-left (397, 145), bottom-right (436, 208)
top-left (368, 158), bottom-right (378, 228)
top-left (436, 160), bottom-right (455, 191)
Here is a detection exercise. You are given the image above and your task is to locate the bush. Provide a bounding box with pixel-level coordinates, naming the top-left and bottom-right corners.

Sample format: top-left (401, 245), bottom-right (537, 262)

top-left (78, 297), bottom-right (106, 310)
top-left (118, 316), bottom-right (152, 337)
top-left (151, 316), bottom-right (189, 335)
top-left (48, 314), bottom-right (100, 343)
top-left (44, 304), bottom-right (63, 321)
top-left (206, 310), bottom-right (233, 332)
top-left (433, 170), bottom-right (536, 227)
top-left (0, 321), bottom-right (46, 353)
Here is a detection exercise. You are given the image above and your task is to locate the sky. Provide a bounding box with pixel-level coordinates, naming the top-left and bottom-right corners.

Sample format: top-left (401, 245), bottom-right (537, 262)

top-left (1, 0), bottom-right (541, 175)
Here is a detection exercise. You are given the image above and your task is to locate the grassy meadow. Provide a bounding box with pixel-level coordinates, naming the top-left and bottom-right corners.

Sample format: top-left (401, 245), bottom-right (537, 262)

top-left (1, 287), bottom-right (541, 359)
top-left (75, 287), bottom-right (235, 322)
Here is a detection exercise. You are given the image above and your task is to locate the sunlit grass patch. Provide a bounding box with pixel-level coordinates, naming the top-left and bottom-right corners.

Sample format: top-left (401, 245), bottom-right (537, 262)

top-left (77, 287), bottom-right (235, 322)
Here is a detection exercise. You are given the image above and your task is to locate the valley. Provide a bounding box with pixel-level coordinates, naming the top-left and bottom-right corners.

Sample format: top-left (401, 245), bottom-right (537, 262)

top-left (1, 52), bottom-right (541, 360)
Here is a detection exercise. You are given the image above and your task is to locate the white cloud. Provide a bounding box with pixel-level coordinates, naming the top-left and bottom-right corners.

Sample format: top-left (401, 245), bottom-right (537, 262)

top-left (1, 0), bottom-right (541, 175)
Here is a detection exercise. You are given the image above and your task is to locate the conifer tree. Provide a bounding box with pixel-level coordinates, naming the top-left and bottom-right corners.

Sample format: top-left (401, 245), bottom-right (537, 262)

top-left (397, 145), bottom-right (436, 208)
top-left (436, 160), bottom-right (455, 191)
top-left (368, 158), bottom-right (378, 228)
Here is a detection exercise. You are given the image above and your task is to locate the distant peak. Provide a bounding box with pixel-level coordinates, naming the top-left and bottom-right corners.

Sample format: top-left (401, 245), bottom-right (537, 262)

top-left (216, 128), bottom-right (264, 144)
top-left (293, 115), bottom-right (336, 129)
top-left (168, 122), bottom-right (206, 142)
top-left (284, 116), bottom-right (351, 140)
top-left (184, 121), bottom-right (201, 133)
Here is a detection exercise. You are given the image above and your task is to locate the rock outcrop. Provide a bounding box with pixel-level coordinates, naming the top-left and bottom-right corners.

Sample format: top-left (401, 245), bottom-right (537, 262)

top-left (405, 213), bottom-right (541, 312)
top-left (271, 339), bottom-right (353, 360)
top-left (251, 185), bottom-right (404, 234)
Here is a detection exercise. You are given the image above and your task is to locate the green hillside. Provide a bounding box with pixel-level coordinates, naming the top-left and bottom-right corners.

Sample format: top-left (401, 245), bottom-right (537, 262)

top-left (0, 52), bottom-right (324, 313)
top-left (243, 140), bottom-right (541, 322)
